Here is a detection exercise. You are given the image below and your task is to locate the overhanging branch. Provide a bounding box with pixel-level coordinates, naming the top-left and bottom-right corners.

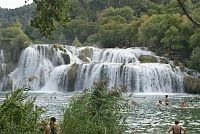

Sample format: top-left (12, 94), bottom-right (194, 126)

top-left (177, 0), bottom-right (200, 27)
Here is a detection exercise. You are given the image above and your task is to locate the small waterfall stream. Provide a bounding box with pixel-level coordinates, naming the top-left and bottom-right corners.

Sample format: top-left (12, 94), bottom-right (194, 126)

top-left (1, 44), bottom-right (184, 93)
top-left (0, 50), bottom-right (8, 91)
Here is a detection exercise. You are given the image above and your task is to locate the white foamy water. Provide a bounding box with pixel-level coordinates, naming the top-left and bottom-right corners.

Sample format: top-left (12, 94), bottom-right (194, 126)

top-left (1, 44), bottom-right (184, 93)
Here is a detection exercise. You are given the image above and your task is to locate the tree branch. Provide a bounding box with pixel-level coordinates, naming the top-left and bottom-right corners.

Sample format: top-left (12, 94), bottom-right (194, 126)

top-left (177, 0), bottom-right (200, 27)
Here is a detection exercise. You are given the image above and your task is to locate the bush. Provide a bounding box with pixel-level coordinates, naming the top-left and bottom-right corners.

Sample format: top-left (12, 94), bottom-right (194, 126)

top-left (60, 81), bottom-right (129, 134)
top-left (187, 47), bottom-right (200, 72)
top-left (138, 55), bottom-right (157, 63)
top-left (0, 88), bottom-right (44, 134)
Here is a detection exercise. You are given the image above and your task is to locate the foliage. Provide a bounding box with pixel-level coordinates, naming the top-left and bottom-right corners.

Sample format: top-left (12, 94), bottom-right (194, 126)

top-left (138, 55), bottom-right (157, 63)
top-left (72, 36), bottom-right (82, 47)
top-left (0, 21), bottom-right (32, 48)
top-left (0, 88), bottom-right (44, 134)
top-left (101, 6), bottom-right (134, 22)
top-left (187, 47), bottom-right (200, 72)
top-left (31, 0), bottom-right (71, 37)
top-left (65, 18), bottom-right (98, 43)
top-left (189, 28), bottom-right (200, 48)
top-left (60, 81), bottom-right (129, 134)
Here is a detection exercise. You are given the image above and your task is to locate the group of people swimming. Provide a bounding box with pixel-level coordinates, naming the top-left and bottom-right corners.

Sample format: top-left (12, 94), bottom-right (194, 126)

top-left (156, 95), bottom-right (187, 134)
top-left (44, 95), bottom-right (188, 134)
top-left (157, 95), bottom-right (188, 110)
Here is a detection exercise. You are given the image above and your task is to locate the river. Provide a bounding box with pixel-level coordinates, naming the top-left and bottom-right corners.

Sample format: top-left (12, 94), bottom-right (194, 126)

top-left (0, 92), bottom-right (200, 134)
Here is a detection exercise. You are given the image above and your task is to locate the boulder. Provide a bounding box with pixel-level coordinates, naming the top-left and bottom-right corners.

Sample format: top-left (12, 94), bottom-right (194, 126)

top-left (184, 76), bottom-right (200, 94)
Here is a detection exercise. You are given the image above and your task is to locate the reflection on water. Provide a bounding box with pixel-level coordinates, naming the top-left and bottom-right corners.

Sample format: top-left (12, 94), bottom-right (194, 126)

top-left (0, 92), bottom-right (200, 134)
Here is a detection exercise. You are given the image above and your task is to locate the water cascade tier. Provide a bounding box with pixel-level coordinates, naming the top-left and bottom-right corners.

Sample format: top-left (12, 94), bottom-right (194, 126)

top-left (0, 44), bottom-right (184, 93)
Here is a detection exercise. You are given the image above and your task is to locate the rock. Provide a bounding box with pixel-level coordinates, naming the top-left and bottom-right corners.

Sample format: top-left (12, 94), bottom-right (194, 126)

top-left (61, 53), bottom-right (70, 64)
top-left (184, 76), bottom-right (200, 94)
top-left (78, 47), bottom-right (93, 62)
top-left (67, 63), bottom-right (78, 91)
top-left (159, 57), bottom-right (169, 64)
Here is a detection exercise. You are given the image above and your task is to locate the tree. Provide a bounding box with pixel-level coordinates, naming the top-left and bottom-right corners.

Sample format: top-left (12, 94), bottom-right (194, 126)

top-left (189, 28), bottom-right (200, 48)
top-left (98, 15), bottom-right (127, 48)
top-left (72, 36), bottom-right (82, 47)
top-left (31, 0), bottom-right (71, 37)
top-left (138, 14), bottom-right (180, 47)
top-left (0, 21), bottom-right (32, 48)
top-left (161, 26), bottom-right (182, 55)
top-left (187, 47), bottom-right (200, 72)
top-left (177, 0), bottom-right (200, 27)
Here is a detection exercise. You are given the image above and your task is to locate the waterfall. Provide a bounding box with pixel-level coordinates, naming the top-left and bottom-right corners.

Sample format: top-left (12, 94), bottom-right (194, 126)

top-left (0, 49), bottom-right (8, 91)
top-left (1, 44), bottom-right (184, 93)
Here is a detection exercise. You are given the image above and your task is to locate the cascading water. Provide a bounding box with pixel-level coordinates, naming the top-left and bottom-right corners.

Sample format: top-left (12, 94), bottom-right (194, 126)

top-left (1, 44), bottom-right (184, 93)
top-left (0, 49), bottom-right (8, 91)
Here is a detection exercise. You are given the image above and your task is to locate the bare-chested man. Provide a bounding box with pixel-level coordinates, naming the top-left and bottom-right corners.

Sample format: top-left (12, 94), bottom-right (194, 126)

top-left (168, 120), bottom-right (186, 134)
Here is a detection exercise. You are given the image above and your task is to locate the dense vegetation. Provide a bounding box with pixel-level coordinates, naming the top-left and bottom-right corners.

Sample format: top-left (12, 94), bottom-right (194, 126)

top-left (0, 88), bottom-right (44, 134)
top-left (0, 0), bottom-right (200, 71)
top-left (61, 81), bottom-right (129, 134)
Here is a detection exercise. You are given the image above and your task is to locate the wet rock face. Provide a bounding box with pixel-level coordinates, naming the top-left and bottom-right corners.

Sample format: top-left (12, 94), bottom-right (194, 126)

top-left (61, 53), bottom-right (70, 64)
top-left (67, 63), bottom-right (78, 91)
top-left (184, 76), bottom-right (200, 94)
top-left (0, 43), bottom-right (24, 91)
top-left (0, 44), bottom-right (22, 65)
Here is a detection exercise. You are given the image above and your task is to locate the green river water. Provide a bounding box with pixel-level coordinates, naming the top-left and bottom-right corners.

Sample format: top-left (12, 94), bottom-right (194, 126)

top-left (0, 92), bottom-right (200, 134)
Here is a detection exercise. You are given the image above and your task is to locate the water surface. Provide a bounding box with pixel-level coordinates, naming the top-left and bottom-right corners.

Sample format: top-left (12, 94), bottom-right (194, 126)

top-left (0, 92), bottom-right (199, 134)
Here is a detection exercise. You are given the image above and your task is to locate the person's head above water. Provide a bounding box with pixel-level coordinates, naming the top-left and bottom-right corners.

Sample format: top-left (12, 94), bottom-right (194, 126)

top-left (159, 100), bottom-right (162, 104)
top-left (50, 117), bottom-right (56, 122)
top-left (166, 95), bottom-right (168, 98)
top-left (175, 120), bottom-right (180, 124)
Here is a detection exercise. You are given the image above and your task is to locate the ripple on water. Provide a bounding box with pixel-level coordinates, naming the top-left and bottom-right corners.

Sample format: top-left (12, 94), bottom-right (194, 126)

top-left (0, 92), bottom-right (200, 133)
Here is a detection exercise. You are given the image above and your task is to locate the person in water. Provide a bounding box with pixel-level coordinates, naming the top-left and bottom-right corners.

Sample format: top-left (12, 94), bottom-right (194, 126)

top-left (165, 95), bottom-right (170, 106)
top-left (168, 120), bottom-right (186, 134)
top-left (44, 117), bottom-right (57, 134)
top-left (157, 100), bottom-right (163, 110)
top-left (180, 101), bottom-right (188, 108)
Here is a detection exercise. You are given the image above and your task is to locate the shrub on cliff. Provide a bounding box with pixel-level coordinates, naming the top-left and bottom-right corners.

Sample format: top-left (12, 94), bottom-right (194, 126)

top-left (0, 88), bottom-right (44, 134)
top-left (60, 81), bottom-right (129, 134)
top-left (138, 55), bottom-right (157, 63)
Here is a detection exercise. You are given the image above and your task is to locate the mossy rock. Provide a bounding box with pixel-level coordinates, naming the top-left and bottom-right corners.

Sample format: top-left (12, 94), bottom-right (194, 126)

top-left (184, 76), bottom-right (200, 94)
top-left (67, 63), bottom-right (78, 91)
top-left (79, 47), bottom-right (93, 58)
top-left (52, 44), bottom-right (59, 49)
top-left (138, 55), bottom-right (157, 63)
top-left (78, 47), bottom-right (93, 62)
top-left (159, 58), bottom-right (169, 64)
top-left (173, 60), bottom-right (185, 71)
top-left (78, 54), bottom-right (90, 62)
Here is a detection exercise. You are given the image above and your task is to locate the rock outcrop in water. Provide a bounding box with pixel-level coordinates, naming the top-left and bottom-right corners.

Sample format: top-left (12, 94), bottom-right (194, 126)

top-left (0, 44), bottom-right (187, 93)
top-left (184, 76), bottom-right (200, 94)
